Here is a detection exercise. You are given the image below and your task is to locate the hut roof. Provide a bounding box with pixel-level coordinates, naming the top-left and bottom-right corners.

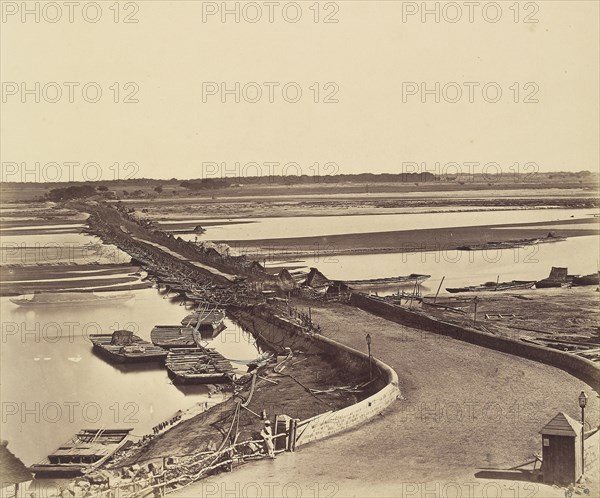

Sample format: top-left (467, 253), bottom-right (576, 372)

top-left (326, 281), bottom-right (351, 293)
top-left (278, 268), bottom-right (295, 283)
top-left (547, 267), bottom-right (568, 281)
top-left (540, 412), bottom-right (581, 437)
top-left (304, 267), bottom-right (330, 288)
top-left (0, 440), bottom-right (32, 486)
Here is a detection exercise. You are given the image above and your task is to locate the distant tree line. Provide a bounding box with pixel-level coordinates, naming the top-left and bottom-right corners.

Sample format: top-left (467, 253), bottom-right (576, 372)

top-left (179, 179), bottom-right (231, 190)
top-left (45, 185), bottom-right (97, 201)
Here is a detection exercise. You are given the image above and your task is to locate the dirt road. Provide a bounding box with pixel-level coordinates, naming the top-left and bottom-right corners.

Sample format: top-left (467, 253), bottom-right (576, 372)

top-left (172, 302), bottom-right (599, 497)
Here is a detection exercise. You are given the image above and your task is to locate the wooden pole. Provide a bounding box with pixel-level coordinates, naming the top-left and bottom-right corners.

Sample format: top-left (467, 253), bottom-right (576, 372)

top-left (495, 275), bottom-right (500, 291)
top-left (434, 276), bottom-right (445, 303)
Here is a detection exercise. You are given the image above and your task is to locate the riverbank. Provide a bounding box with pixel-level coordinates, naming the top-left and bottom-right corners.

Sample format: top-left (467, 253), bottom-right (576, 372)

top-left (174, 298), bottom-right (599, 498)
top-left (0, 263), bottom-right (148, 296)
top-left (113, 350), bottom-right (366, 470)
top-left (220, 217), bottom-right (599, 258)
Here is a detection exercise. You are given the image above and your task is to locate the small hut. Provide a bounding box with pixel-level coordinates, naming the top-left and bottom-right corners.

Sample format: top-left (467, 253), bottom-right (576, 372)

top-left (304, 267), bottom-right (331, 289)
top-left (540, 412), bottom-right (582, 485)
top-left (247, 260), bottom-right (266, 275)
top-left (0, 440), bottom-right (32, 496)
top-left (278, 268), bottom-right (297, 288)
top-left (204, 247), bottom-right (222, 263)
top-left (325, 281), bottom-right (351, 300)
top-left (548, 267), bottom-right (568, 282)
top-left (110, 330), bottom-right (134, 346)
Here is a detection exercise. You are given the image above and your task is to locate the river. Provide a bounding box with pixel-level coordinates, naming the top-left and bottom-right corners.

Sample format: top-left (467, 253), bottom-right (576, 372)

top-left (172, 208), bottom-right (597, 242)
top-left (0, 289), bottom-right (260, 467)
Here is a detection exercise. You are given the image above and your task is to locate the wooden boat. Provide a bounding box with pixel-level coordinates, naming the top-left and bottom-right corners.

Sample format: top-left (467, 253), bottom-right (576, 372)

top-left (345, 274), bottom-right (430, 286)
top-left (180, 309), bottom-right (226, 332)
top-left (458, 234), bottom-right (566, 251)
top-left (572, 272), bottom-right (600, 287)
top-left (90, 330), bottom-right (168, 363)
top-left (151, 325), bottom-right (196, 348)
top-left (535, 267), bottom-right (571, 289)
top-left (165, 347), bottom-right (234, 384)
top-left (446, 280), bottom-right (536, 294)
top-left (29, 429), bottom-right (132, 477)
top-left (10, 291), bottom-right (134, 307)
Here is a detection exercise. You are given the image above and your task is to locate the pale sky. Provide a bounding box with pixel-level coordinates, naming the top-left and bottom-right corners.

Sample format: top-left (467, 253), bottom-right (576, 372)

top-left (1, 0), bottom-right (599, 182)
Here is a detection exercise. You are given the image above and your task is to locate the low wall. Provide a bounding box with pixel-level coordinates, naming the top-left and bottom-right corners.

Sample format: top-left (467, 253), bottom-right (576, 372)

top-left (350, 293), bottom-right (600, 387)
top-left (229, 305), bottom-right (400, 447)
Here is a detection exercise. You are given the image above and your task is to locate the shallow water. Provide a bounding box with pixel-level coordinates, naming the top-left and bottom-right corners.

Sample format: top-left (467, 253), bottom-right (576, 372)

top-left (273, 235), bottom-right (600, 293)
top-left (1, 232), bottom-right (131, 266)
top-left (0, 288), bottom-right (259, 466)
top-left (175, 208), bottom-right (596, 242)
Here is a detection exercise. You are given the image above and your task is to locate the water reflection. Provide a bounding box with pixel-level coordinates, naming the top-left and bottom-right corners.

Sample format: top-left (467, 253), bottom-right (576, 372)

top-left (275, 236), bottom-right (600, 295)
top-left (0, 288), bottom-right (258, 466)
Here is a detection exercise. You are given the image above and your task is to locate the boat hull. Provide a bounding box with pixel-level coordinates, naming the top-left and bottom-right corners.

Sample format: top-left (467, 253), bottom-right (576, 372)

top-left (446, 281), bottom-right (535, 293)
top-left (10, 292), bottom-right (134, 307)
top-left (90, 334), bottom-right (168, 364)
top-left (572, 273), bottom-right (600, 286)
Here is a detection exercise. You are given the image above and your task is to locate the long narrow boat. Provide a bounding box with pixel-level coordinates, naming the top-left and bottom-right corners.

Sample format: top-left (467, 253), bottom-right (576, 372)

top-left (90, 330), bottom-right (168, 363)
top-left (572, 272), bottom-right (600, 287)
top-left (345, 274), bottom-right (430, 286)
top-left (457, 234), bottom-right (566, 251)
top-left (151, 325), bottom-right (196, 348)
top-left (10, 291), bottom-right (134, 307)
top-left (29, 429), bottom-right (132, 477)
top-left (446, 280), bottom-right (536, 294)
top-left (165, 347), bottom-right (234, 384)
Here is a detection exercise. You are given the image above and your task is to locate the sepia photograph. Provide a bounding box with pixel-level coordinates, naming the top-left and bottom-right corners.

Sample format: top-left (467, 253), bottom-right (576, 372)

top-left (1, 1), bottom-right (599, 497)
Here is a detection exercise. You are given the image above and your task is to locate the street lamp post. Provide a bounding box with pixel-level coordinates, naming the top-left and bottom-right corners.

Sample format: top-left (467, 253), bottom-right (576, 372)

top-left (578, 391), bottom-right (588, 479)
top-left (366, 334), bottom-right (372, 380)
top-left (473, 296), bottom-right (480, 324)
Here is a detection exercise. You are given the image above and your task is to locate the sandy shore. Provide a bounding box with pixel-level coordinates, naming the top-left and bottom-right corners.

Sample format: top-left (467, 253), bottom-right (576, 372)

top-left (223, 218), bottom-right (599, 257)
top-left (0, 263), bottom-right (146, 296)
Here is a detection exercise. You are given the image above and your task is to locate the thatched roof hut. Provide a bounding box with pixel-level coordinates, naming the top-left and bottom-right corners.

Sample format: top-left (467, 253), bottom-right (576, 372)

top-left (0, 440), bottom-right (32, 490)
top-left (277, 268), bottom-right (296, 287)
top-left (304, 267), bottom-right (330, 288)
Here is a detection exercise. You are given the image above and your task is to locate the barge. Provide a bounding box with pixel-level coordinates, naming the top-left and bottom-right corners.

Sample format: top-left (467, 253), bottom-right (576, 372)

top-left (151, 325), bottom-right (196, 348)
top-left (181, 309), bottom-right (226, 334)
top-left (29, 429), bottom-right (132, 477)
top-left (90, 330), bottom-right (168, 363)
top-left (165, 347), bottom-right (234, 384)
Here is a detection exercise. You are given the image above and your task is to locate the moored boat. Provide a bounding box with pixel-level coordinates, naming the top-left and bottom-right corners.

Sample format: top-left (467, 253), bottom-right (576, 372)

top-left (90, 330), bottom-right (168, 363)
top-left (446, 280), bottom-right (536, 294)
top-left (29, 429), bottom-right (132, 477)
top-left (572, 272), bottom-right (600, 286)
top-left (151, 325), bottom-right (196, 348)
top-left (345, 273), bottom-right (430, 286)
top-left (180, 309), bottom-right (226, 333)
top-left (165, 347), bottom-right (234, 384)
top-left (535, 266), bottom-right (571, 289)
top-left (9, 291), bottom-right (134, 307)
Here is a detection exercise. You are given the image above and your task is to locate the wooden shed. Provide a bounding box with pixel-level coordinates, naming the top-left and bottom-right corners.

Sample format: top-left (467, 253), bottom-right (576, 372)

top-left (540, 412), bottom-right (582, 485)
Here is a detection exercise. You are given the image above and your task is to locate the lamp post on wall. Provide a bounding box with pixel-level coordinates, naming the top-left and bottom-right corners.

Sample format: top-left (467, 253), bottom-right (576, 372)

top-left (473, 296), bottom-right (480, 324)
top-left (366, 334), bottom-right (372, 380)
top-left (578, 391), bottom-right (588, 478)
